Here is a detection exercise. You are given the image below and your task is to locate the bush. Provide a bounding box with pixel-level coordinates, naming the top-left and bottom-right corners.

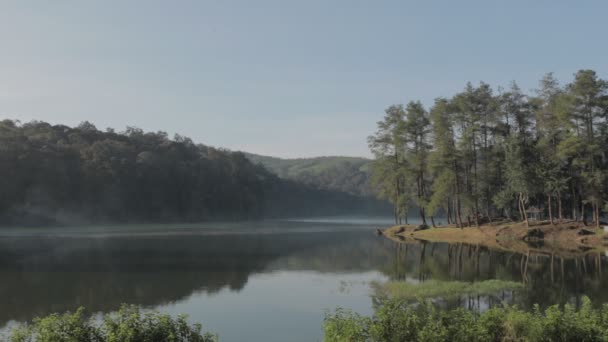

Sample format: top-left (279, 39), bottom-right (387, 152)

top-left (323, 308), bottom-right (371, 342)
top-left (323, 297), bottom-right (608, 342)
top-left (6, 305), bottom-right (217, 342)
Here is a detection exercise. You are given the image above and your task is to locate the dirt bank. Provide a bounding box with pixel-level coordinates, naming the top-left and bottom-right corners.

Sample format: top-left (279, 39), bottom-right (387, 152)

top-left (382, 220), bottom-right (608, 258)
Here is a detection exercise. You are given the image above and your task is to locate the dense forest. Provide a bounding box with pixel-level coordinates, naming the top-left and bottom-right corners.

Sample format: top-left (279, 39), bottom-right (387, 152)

top-left (369, 70), bottom-right (608, 227)
top-left (0, 120), bottom-right (386, 225)
top-left (243, 153), bottom-right (373, 197)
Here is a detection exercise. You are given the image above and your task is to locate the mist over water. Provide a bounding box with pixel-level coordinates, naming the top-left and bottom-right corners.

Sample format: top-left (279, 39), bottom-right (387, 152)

top-left (0, 217), bottom-right (606, 341)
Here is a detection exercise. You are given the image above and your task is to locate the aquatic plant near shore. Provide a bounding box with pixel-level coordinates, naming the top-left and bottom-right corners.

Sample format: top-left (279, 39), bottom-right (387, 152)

top-left (6, 305), bottom-right (217, 342)
top-left (371, 279), bottom-right (524, 301)
top-left (324, 296), bottom-right (608, 342)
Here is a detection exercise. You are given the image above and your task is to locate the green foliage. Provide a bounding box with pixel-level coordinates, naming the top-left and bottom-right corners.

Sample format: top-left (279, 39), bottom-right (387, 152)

top-left (8, 307), bottom-right (100, 342)
top-left (6, 305), bottom-right (217, 342)
top-left (368, 102), bottom-right (432, 224)
top-left (323, 308), bottom-right (371, 342)
top-left (369, 69), bottom-right (608, 225)
top-left (0, 120), bottom-right (387, 225)
top-left (372, 279), bottom-right (523, 301)
top-left (324, 297), bottom-right (608, 342)
top-left (243, 153), bottom-right (373, 197)
top-left (0, 120), bottom-right (269, 223)
top-left (427, 99), bottom-right (458, 217)
top-left (368, 105), bottom-right (411, 223)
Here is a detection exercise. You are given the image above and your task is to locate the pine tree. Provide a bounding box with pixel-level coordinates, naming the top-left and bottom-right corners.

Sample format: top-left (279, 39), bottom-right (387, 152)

top-left (403, 101), bottom-right (432, 226)
top-left (368, 105), bottom-right (409, 224)
top-left (369, 70), bottom-right (608, 228)
top-left (428, 98), bottom-right (462, 227)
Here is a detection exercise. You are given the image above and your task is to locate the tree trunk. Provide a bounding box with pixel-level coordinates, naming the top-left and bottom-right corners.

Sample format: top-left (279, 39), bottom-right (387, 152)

top-left (450, 207), bottom-right (454, 225)
top-left (431, 216), bottom-right (436, 228)
top-left (447, 199), bottom-right (452, 225)
top-left (517, 193), bottom-right (524, 222)
top-left (582, 203), bottom-right (588, 226)
top-left (457, 197), bottom-right (463, 229)
top-left (393, 205), bottom-right (397, 225)
top-left (453, 162), bottom-right (463, 229)
top-left (548, 194), bottom-right (554, 225)
top-left (520, 192), bottom-right (529, 227)
top-left (557, 191), bottom-right (563, 222)
top-left (420, 207), bottom-right (427, 225)
top-left (572, 185), bottom-right (577, 220)
top-left (394, 204), bottom-right (398, 225)
top-left (595, 202), bottom-right (600, 229)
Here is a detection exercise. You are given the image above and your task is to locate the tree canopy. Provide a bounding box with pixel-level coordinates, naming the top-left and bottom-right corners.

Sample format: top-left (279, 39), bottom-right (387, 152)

top-left (0, 120), bottom-right (387, 225)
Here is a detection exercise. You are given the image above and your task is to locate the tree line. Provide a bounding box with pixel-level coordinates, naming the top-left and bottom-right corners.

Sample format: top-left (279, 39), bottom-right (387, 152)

top-left (368, 70), bottom-right (608, 228)
top-left (244, 153), bottom-right (374, 197)
top-left (0, 120), bottom-right (386, 225)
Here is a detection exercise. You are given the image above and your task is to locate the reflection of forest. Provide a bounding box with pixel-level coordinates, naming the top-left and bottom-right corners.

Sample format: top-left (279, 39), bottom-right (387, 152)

top-left (0, 230), bottom-right (392, 326)
top-left (385, 240), bottom-right (608, 311)
top-left (2, 229), bottom-right (608, 327)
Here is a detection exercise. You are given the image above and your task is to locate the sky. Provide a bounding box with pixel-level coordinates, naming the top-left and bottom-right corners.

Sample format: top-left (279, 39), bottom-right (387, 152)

top-left (1, 1), bottom-right (607, 158)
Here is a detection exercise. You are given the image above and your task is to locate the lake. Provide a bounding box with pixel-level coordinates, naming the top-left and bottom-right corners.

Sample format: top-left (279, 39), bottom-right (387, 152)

top-left (0, 217), bottom-right (607, 341)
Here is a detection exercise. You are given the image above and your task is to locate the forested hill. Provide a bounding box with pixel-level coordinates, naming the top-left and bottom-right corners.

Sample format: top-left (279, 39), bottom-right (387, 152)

top-left (243, 153), bottom-right (374, 197)
top-left (0, 120), bottom-right (387, 226)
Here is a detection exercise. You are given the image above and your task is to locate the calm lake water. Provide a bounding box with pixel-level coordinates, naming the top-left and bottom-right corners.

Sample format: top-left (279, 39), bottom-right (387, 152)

top-left (0, 217), bottom-right (607, 341)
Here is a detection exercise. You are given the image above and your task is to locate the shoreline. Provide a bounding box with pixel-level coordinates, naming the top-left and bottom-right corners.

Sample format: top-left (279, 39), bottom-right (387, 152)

top-left (382, 220), bottom-right (608, 258)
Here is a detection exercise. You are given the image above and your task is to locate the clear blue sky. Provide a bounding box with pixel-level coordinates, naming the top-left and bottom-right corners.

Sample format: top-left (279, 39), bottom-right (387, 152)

top-left (1, 1), bottom-right (606, 158)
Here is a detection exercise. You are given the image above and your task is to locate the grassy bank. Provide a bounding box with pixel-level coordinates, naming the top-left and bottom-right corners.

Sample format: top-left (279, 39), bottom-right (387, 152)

top-left (324, 297), bottom-right (608, 342)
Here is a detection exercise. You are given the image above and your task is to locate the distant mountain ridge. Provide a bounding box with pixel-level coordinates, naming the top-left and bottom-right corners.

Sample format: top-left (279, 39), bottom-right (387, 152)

top-left (242, 153), bottom-right (374, 197)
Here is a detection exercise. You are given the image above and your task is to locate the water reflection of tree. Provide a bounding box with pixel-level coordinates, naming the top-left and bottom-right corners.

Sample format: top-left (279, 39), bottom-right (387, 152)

top-left (383, 240), bottom-right (608, 311)
top-left (3, 229), bottom-right (607, 327)
top-left (0, 230), bottom-right (426, 326)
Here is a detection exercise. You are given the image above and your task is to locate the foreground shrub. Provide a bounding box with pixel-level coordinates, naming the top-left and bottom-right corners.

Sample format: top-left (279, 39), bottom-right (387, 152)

top-left (7, 305), bottom-right (217, 342)
top-left (324, 297), bottom-right (608, 342)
